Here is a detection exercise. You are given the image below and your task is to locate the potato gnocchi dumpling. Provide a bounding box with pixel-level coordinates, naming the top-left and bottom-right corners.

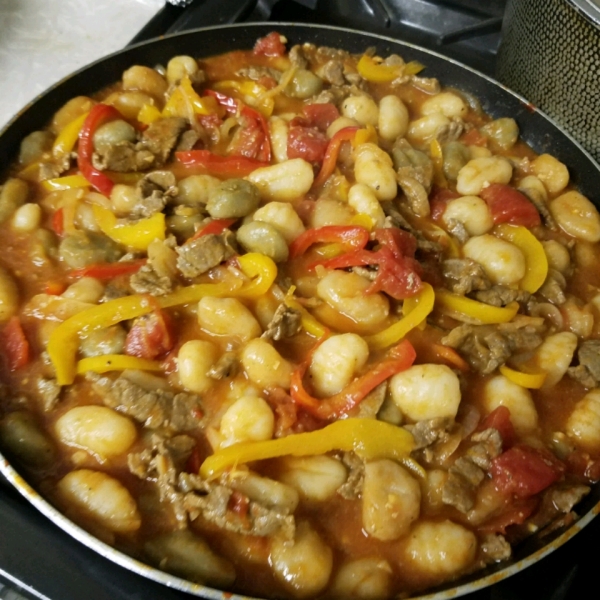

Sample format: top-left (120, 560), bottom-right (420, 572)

top-left (1, 30), bottom-right (599, 600)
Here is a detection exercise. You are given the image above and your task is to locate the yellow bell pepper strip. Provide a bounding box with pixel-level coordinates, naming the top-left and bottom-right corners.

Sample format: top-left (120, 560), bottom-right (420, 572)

top-left (52, 111), bottom-right (89, 158)
top-left (211, 80), bottom-right (274, 116)
top-left (41, 174), bottom-right (90, 192)
top-left (289, 225), bottom-right (370, 259)
top-left (76, 354), bottom-right (162, 375)
top-left (499, 364), bottom-right (547, 389)
top-left (92, 204), bottom-right (166, 251)
top-left (366, 283), bottom-right (435, 350)
top-left (234, 253), bottom-right (278, 299)
top-left (200, 417), bottom-right (415, 479)
top-left (137, 103), bottom-right (162, 125)
top-left (357, 54), bottom-right (424, 83)
top-left (162, 75), bottom-right (221, 119)
top-left (49, 254), bottom-right (274, 385)
top-left (429, 139), bottom-right (448, 188)
top-left (77, 104), bottom-right (121, 196)
top-left (352, 124), bottom-right (378, 147)
top-left (313, 126), bottom-right (359, 187)
top-left (493, 224), bottom-right (548, 294)
top-left (435, 289), bottom-right (520, 324)
top-left (284, 297), bottom-right (328, 338)
top-left (290, 338), bottom-right (416, 421)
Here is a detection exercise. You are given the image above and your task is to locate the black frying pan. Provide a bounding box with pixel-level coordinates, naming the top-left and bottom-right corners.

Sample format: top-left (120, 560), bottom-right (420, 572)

top-left (1, 22), bottom-right (599, 600)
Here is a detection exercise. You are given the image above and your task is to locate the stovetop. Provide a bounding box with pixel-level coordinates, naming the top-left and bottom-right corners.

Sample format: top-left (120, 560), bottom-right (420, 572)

top-left (1, 1), bottom-right (599, 599)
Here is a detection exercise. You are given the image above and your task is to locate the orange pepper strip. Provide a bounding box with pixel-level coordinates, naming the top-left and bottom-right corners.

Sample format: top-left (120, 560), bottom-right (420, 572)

top-left (290, 339), bottom-right (416, 421)
top-left (313, 127), bottom-right (359, 187)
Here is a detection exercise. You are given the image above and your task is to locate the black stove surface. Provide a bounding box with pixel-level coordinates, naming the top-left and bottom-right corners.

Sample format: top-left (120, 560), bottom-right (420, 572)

top-left (1, 1), bottom-right (598, 599)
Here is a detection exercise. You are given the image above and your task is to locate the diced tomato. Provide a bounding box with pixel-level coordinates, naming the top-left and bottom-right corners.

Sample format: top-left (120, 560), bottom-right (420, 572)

top-left (287, 126), bottom-right (329, 162)
top-left (478, 496), bottom-right (539, 535)
top-left (490, 445), bottom-right (565, 498)
top-left (478, 406), bottom-right (516, 449)
top-left (300, 103), bottom-right (340, 131)
top-left (1, 316), bottom-right (30, 372)
top-left (125, 310), bottom-right (175, 360)
top-left (429, 186), bottom-right (460, 221)
top-left (229, 121), bottom-right (265, 158)
top-left (253, 31), bottom-right (286, 56)
top-left (479, 183), bottom-right (541, 228)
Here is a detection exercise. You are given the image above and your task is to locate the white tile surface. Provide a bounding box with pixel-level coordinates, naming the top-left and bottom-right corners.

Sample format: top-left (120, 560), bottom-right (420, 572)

top-left (0, 0), bottom-right (164, 129)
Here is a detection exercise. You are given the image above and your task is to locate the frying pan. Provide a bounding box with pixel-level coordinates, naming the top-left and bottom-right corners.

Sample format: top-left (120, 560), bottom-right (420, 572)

top-left (1, 22), bottom-right (600, 600)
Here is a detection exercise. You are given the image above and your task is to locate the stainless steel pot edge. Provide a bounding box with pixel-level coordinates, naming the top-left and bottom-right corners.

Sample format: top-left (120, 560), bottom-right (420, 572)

top-left (1, 20), bottom-right (600, 600)
top-left (566, 0), bottom-right (600, 27)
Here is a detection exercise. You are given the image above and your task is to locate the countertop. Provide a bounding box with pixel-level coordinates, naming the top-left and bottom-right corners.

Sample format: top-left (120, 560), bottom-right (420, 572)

top-left (0, 0), bottom-right (164, 130)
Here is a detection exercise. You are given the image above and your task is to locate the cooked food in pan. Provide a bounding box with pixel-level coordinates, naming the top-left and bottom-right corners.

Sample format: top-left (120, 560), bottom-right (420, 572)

top-left (1, 30), bottom-right (600, 599)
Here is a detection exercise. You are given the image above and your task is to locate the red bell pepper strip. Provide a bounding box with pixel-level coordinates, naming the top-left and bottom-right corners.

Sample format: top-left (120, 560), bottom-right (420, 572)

top-left (191, 218), bottom-right (237, 240)
top-left (51, 207), bottom-right (65, 236)
top-left (241, 105), bottom-right (272, 162)
top-left (313, 126), bottom-right (359, 187)
top-left (176, 150), bottom-right (269, 178)
top-left (1, 316), bottom-right (30, 372)
top-left (290, 338), bottom-right (416, 421)
top-left (288, 225), bottom-right (370, 259)
top-left (77, 103), bottom-right (121, 196)
top-left (313, 228), bottom-right (423, 300)
top-left (68, 259), bottom-right (147, 280)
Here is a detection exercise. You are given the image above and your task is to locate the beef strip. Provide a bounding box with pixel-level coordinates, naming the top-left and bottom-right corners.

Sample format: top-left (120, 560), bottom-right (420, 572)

top-left (537, 268), bottom-right (567, 305)
top-left (435, 117), bottom-right (465, 144)
top-left (262, 303), bottom-right (302, 341)
top-left (128, 434), bottom-right (196, 526)
top-left (406, 418), bottom-right (452, 450)
top-left (130, 263), bottom-right (173, 296)
top-left (480, 533), bottom-right (512, 563)
top-left (380, 202), bottom-right (442, 253)
top-left (93, 117), bottom-right (188, 173)
top-left (474, 285), bottom-right (531, 308)
top-left (236, 65), bottom-right (282, 83)
top-left (568, 339), bottom-right (600, 388)
top-left (207, 352), bottom-right (238, 380)
top-left (317, 59), bottom-right (345, 86)
top-left (442, 428), bottom-right (503, 513)
top-left (179, 472), bottom-right (295, 539)
top-left (89, 372), bottom-right (203, 432)
top-left (336, 452), bottom-right (364, 500)
top-left (176, 231), bottom-right (237, 279)
top-left (518, 184), bottom-right (557, 230)
top-left (396, 172), bottom-right (430, 218)
top-left (441, 323), bottom-right (543, 375)
top-left (133, 170), bottom-right (178, 218)
top-left (442, 258), bottom-right (491, 295)
top-left (288, 44), bottom-right (309, 69)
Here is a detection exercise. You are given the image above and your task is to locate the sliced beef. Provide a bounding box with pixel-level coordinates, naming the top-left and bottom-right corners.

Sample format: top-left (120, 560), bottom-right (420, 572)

top-left (480, 533), bottom-right (512, 563)
top-left (288, 44), bottom-right (309, 69)
top-left (176, 231), bottom-right (237, 279)
top-left (411, 76), bottom-right (441, 94)
top-left (130, 263), bottom-right (173, 296)
top-left (262, 303), bottom-right (302, 341)
top-left (236, 65), bottom-right (282, 83)
top-left (442, 258), bottom-right (492, 296)
top-left (474, 285), bottom-right (531, 308)
top-left (336, 452), bottom-right (364, 500)
top-left (380, 202), bottom-right (442, 253)
top-left (318, 59), bottom-right (345, 86)
top-left (207, 352), bottom-right (238, 380)
top-left (133, 170), bottom-right (178, 218)
top-left (568, 339), bottom-right (600, 388)
top-left (442, 428), bottom-right (503, 513)
top-left (90, 372), bottom-right (203, 432)
top-left (128, 434), bottom-right (196, 525)
top-left (141, 117), bottom-right (188, 165)
top-left (435, 117), bottom-right (465, 144)
top-left (518, 184), bottom-right (557, 231)
top-left (94, 117), bottom-right (188, 173)
top-left (396, 172), bottom-right (430, 218)
top-left (441, 323), bottom-right (543, 375)
top-left (180, 472), bottom-right (295, 539)
top-left (406, 418), bottom-right (452, 450)
top-left (537, 268), bottom-right (567, 305)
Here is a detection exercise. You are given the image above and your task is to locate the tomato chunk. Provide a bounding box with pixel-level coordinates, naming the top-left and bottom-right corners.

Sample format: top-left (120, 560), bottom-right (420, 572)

top-left (125, 310), bottom-right (175, 360)
top-left (490, 445), bottom-right (564, 498)
top-left (301, 103), bottom-right (340, 131)
top-left (287, 126), bottom-right (329, 162)
top-left (480, 183), bottom-right (541, 227)
top-left (1, 316), bottom-right (30, 372)
top-left (253, 32), bottom-right (286, 56)
top-left (478, 406), bottom-right (516, 449)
